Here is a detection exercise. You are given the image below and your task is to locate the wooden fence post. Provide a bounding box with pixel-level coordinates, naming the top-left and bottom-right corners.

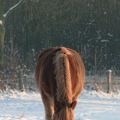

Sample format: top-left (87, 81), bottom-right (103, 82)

top-left (107, 70), bottom-right (112, 93)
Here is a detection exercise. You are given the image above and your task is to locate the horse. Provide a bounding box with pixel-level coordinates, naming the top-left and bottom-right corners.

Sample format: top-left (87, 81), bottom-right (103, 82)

top-left (35, 47), bottom-right (85, 120)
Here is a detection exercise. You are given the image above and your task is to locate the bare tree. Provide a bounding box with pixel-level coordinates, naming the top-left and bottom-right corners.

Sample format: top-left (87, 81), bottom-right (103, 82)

top-left (0, 0), bottom-right (25, 65)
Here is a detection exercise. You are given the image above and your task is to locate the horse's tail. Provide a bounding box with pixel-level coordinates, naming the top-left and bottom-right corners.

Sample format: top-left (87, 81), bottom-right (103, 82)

top-left (53, 47), bottom-right (74, 120)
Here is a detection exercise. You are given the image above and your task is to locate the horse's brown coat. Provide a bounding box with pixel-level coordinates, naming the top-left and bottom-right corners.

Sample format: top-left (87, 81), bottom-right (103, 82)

top-left (35, 47), bottom-right (85, 120)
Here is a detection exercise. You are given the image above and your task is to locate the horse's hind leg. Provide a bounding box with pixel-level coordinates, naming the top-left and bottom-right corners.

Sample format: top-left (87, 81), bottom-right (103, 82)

top-left (41, 91), bottom-right (54, 120)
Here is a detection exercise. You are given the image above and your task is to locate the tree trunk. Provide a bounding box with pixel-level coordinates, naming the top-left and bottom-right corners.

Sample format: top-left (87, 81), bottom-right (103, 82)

top-left (0, 20), bottom-right (5, 64)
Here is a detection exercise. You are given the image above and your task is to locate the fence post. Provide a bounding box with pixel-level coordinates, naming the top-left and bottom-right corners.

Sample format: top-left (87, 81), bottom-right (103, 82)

top-left (106, 70), bottom-right (112, 93)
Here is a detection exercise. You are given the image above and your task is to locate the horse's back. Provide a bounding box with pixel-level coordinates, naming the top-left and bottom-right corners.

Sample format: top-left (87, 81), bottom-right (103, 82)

top-left (35, 47), bottom-right (85, 99)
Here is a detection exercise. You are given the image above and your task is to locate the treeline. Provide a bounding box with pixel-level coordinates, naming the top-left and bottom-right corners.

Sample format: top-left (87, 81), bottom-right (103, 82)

top-left (0, 0), bottom-right (120, 73)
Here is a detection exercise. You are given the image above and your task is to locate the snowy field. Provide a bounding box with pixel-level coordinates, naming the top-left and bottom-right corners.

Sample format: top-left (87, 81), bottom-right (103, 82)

top-left (0, 90), bottom-right (120, 120)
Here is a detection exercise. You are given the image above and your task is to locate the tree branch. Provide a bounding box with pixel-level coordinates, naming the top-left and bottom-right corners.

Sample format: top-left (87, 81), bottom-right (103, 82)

top-left (3, 0), bottom-right (25, 18)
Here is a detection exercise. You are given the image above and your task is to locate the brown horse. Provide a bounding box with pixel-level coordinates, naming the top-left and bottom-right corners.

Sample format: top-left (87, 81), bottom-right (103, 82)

top-left (35, 47), bottom-right (85, 120)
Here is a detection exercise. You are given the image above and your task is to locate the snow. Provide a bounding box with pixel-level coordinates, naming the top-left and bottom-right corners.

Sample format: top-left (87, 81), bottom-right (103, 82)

top-left (0, 20), bottom-right (3, 25)
top-left (0, 90), bottom-right (120, 120)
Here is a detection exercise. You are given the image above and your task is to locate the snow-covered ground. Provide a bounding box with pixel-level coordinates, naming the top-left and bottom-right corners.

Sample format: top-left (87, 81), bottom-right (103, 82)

top-left (0, 90), bottom-right (120, 120)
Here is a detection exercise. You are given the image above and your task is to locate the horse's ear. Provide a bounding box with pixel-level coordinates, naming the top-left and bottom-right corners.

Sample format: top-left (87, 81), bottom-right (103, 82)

top-left (71, 101), bottom-right (77, 109)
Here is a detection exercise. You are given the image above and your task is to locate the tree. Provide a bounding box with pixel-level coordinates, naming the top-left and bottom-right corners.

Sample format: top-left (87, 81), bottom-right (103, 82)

top-left (0, 0), bottom-right (24, 65)
top-left (0, 0), bottom-right (5, 64)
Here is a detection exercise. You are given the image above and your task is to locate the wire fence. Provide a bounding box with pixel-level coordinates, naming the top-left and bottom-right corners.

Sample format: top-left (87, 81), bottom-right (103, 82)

top-left (0, 68), bottom-right (120, 92)
top-left (85, 70), bottom-right (120, 92)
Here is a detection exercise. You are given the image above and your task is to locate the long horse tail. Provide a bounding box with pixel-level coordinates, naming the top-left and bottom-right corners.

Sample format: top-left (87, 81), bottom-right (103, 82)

top-left (53, 47), bottom-right (74, 120)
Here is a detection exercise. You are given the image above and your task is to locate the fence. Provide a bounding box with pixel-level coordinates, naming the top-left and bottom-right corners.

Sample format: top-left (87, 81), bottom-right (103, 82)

top-left (85, 70), bottom-right (120, 93)
top-left (0, 68), bottom-right (120, 92)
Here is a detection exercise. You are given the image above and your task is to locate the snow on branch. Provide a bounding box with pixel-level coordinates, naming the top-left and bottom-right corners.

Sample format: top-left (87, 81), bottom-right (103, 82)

top-left (0, 20), bottom-right (3, 25)
top-left (3, 0), bottom-right (25, 18)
